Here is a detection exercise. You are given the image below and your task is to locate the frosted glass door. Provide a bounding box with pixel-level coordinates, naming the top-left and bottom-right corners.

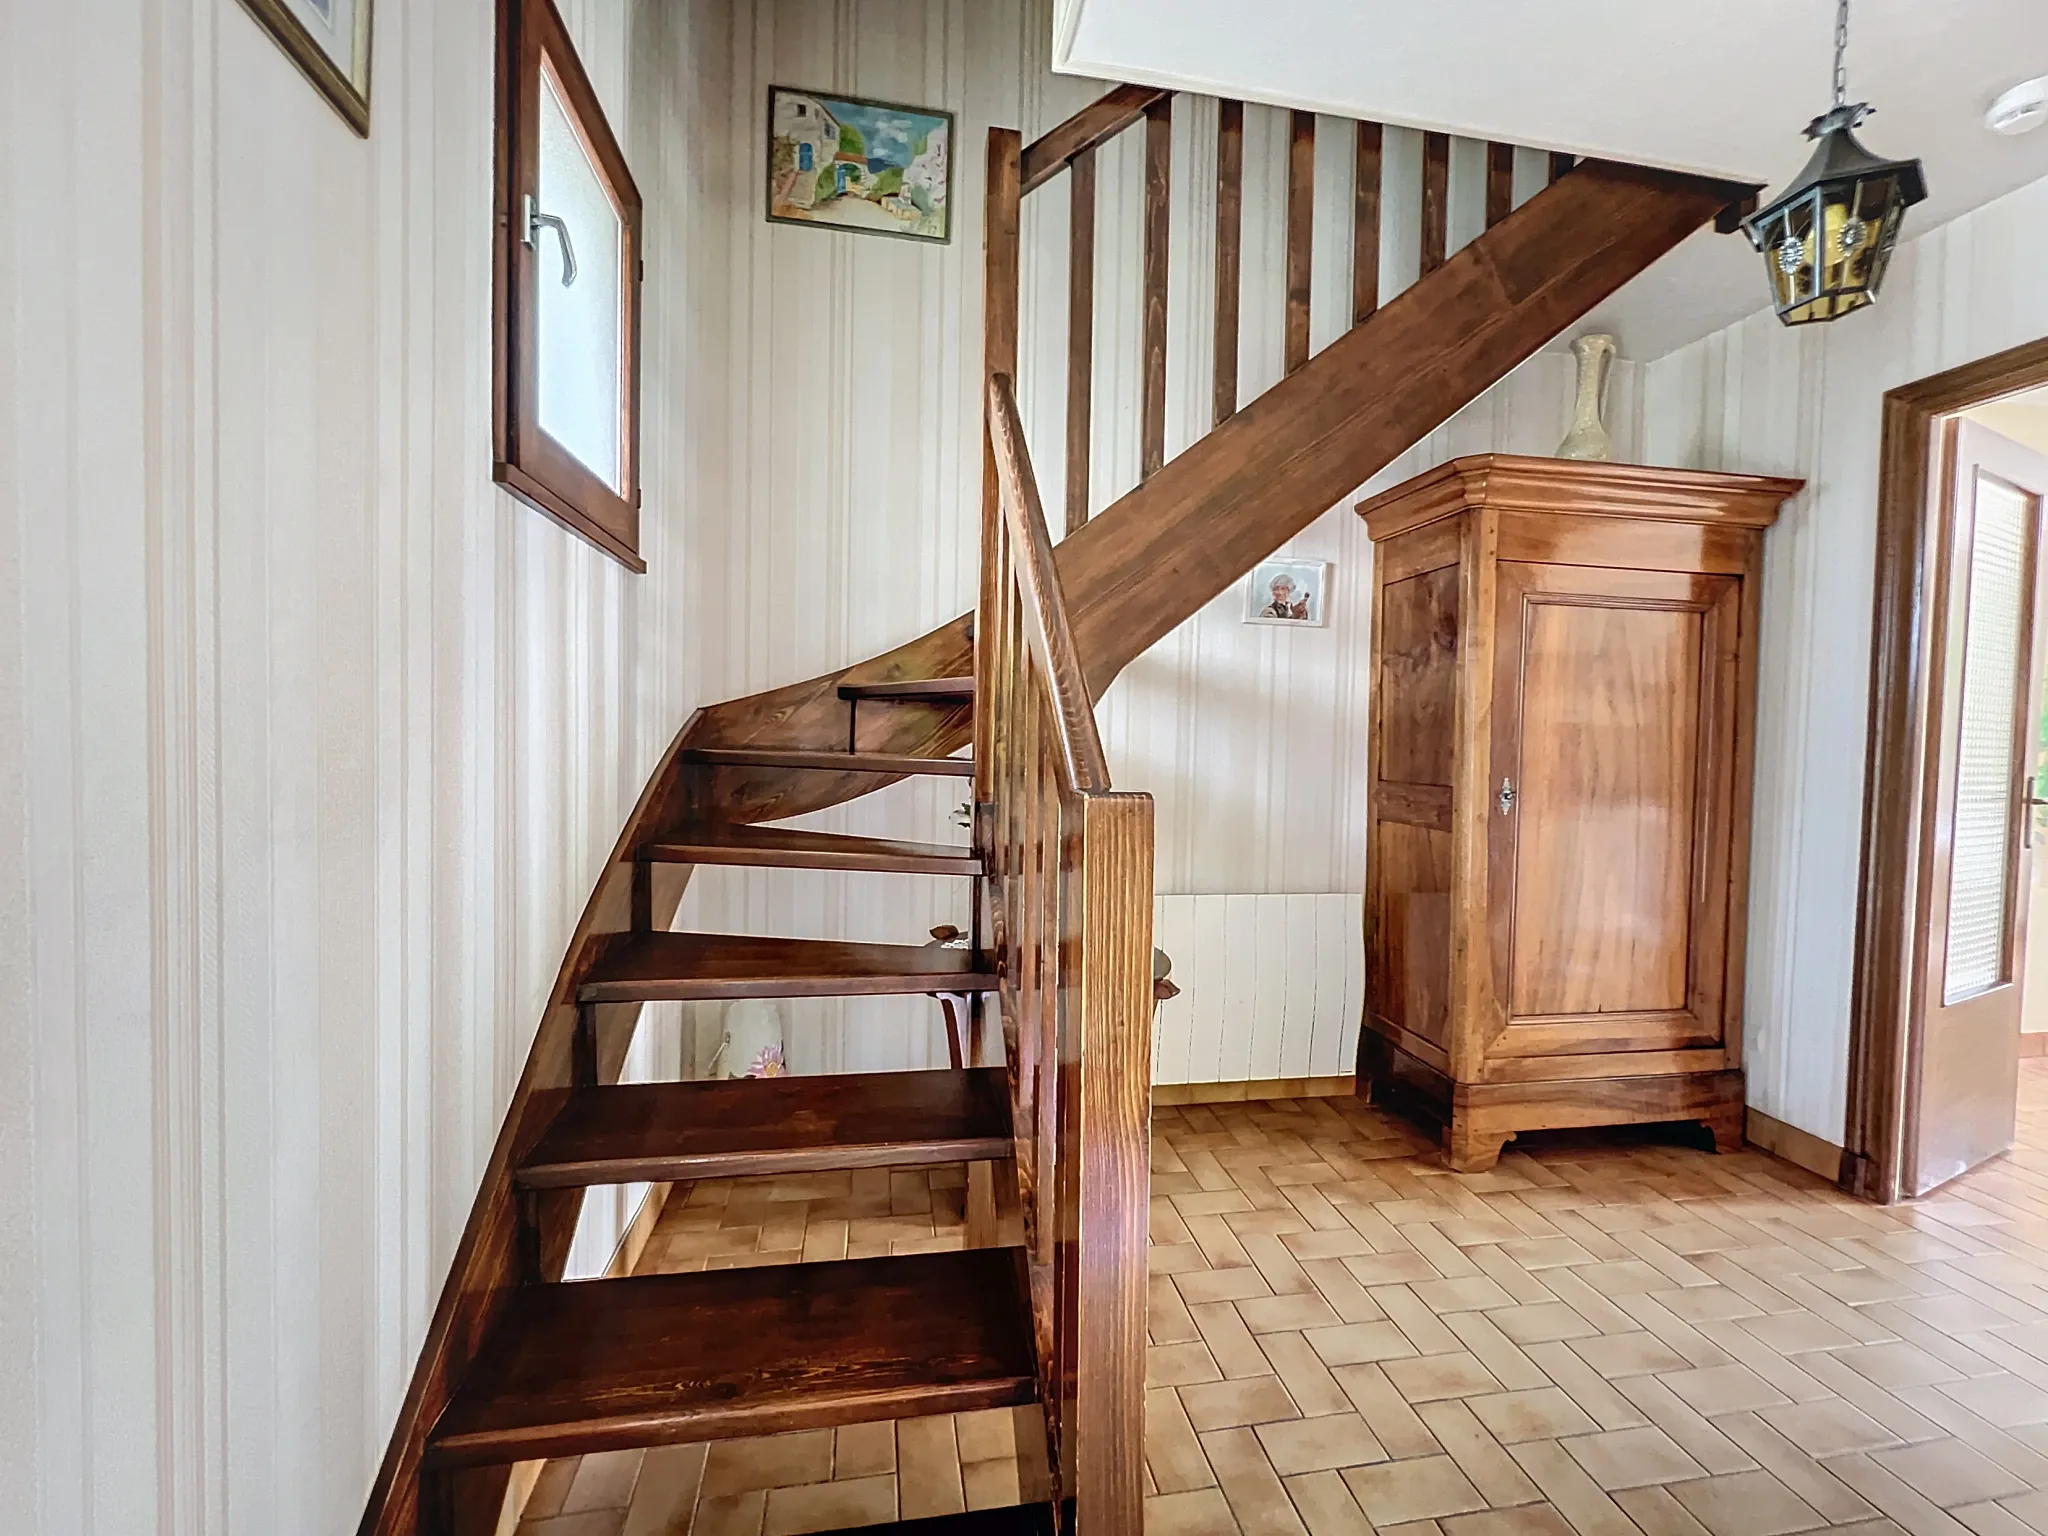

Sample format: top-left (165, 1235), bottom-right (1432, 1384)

top-left (535, 62), bottom-right (625, 492)
top-left (1914, 419), bottom-right (2048, 1195)
top-left (1944, 472), bottom-right (2033, 1001)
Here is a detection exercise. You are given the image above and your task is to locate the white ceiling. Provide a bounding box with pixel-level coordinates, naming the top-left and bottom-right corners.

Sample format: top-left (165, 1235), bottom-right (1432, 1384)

top-left (1055, 0), bottom-right (2048, 358)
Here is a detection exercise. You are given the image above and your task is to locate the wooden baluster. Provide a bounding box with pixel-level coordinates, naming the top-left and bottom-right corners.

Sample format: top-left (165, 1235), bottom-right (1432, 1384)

top-left (1420, 130), bottom-right (1449, 276)
top-left (1485, 140), bottom-right (1514, 228)
top-left (1548, 151), bottom-right (1575, 185)
top-left (1065, 148), bottom-right (1096, 537)
top-left (1140, 97), bottom-right (1172, 480)
top-left (976, 128), bottom-right (1021, 823)
top-left (1353, 121), bottom-right (1382, 325)
top-left (1213, 99), bottom-right (1244, 427)
top-left (1284, 110), bottom-right (1315, 376)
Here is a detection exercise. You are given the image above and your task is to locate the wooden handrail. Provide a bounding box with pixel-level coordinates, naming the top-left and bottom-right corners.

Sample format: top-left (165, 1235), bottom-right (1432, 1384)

top-left (986, 373), bottom-right (1110, 794)
top-left (1019, 83), bottom-right (1172, 195)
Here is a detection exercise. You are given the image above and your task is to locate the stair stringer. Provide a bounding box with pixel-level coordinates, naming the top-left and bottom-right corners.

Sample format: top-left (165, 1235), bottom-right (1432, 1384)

top-left (678, 158), bottom-right (1750, 825)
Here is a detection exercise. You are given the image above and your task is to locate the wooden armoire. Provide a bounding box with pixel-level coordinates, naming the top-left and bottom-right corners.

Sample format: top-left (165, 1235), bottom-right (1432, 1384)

top-left (1356, 454), bottom-right (1803, 1172)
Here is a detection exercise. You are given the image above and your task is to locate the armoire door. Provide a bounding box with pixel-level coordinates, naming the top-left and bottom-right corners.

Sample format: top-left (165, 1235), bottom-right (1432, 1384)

top-left (1483, 561), bottom-right (1743, 1066)
top-left (1911, 420), bottom-right (2048, 1195)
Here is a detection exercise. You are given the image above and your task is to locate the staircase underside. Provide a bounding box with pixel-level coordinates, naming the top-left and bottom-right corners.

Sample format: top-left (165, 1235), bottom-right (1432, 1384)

top-left (678, 158), bottom-right (1748, 826)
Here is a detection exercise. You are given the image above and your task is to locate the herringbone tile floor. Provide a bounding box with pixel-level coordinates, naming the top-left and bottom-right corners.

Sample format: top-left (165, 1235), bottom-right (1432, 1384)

top-left (515, 1061), bottom-right (2048, 1535)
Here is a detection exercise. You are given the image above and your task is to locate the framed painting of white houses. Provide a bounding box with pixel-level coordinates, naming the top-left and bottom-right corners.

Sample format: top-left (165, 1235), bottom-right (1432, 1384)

top-left (238, 0), bottom-right (374, 135)
top-left (1244, 560), bottom-right (1329, 627)
top-left (767, 87), bottom-right (953, 244)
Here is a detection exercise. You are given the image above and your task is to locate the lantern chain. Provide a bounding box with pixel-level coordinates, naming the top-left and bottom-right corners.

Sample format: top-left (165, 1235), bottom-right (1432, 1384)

top-left (1833, 0), bottom-right (1850, 109)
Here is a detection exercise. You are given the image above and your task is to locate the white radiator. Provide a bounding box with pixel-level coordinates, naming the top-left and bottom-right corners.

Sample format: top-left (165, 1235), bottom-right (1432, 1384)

top-left (1150, 893), bottom-right (1365, 1086)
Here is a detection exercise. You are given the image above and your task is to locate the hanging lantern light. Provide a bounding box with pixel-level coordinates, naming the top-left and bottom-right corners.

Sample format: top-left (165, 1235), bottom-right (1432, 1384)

top-left (1742, 0), bottom-right (1926, 325)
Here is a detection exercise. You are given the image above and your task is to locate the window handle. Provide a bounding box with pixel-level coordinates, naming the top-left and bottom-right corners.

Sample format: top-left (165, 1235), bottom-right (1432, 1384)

top-left (523, 194), bottom-right (577, 286)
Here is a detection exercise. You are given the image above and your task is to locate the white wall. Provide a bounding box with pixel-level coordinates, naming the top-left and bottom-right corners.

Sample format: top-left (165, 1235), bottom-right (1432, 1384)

top-left (1641, 169), bottom-right (2048, 1148)
top-left (0, 0), bottom-right (733, 1528)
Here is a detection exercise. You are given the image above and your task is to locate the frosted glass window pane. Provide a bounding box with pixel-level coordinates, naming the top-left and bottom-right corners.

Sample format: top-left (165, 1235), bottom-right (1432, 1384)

top-left (536, 65), bottom-right (623, 491)
top-left (1945, 473), bottom-right (2033, 1002)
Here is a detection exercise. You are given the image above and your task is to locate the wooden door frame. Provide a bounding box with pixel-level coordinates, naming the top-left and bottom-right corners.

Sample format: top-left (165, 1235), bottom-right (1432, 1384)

top-left (1844, 333), bottom-right (2048, 1203)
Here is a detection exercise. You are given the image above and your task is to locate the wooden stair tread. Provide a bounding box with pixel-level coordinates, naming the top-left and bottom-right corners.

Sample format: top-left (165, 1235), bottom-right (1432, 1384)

top-left (425, 1249), bottom-right (1038, 1466)
top-left (835, 1506), bottom-right (1056, 1535)
top-left (641, 822), bottom-right (978, 875)
top-left (517, 1068), bottom-right (1012, 1187)
top-left (837, 676), bottom-right (976, 701)
top-left (578, 931), bottom-right (996, 1002)
top-left (682, 746), bottom-right (974, 778)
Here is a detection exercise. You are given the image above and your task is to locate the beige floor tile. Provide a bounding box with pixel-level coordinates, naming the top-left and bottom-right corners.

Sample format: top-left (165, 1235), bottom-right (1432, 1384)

top-left (962, 1456), bottom-right (1022, 1512)
top-left (1239, 1292), bottom-right (1345, 1334)
top-left (1145, 1487), bottom-right (1241, 1535)
top-left (1414, 1399), bottom-right (1541, 1507)
top-left (1486, 1302), bottom-right (1601, 1346)
top-left (1503, 1438), bottom-right (1643, 1536)
top-left (1570, 1330), bottom-right (1694, 1379)
top-left (1282, 1470), bottom-right (1375, 1535)
top-left (1465, 1386), bottom-right (1598, 1443)
top-left (1609, 1483), bottom-right (1716, 1535)
top-left (1658, 1363), bottom-right (1793, 1415)
top-left (1872, 1438), bottom-right (2033, 1508)
top-left (1253, 1413), bottom-right (1387, 1476)
top-left (1153, 1342), bottom-right (1228, 1388)
top-left (1259, 1331), bottom-right (1355, 1416)
top-left (832, 1422), bottom-right (895, 1481)
top-left (1942, 1375), bottom-right (2048, 1429)
top-left (700, 1433), bottom-right (834, 1498)
top-left (1149, 1386), bottom-right (1221, 1494)
top-left (952, 1407), bottom-right (1017, 1464)
top-left (526, 1459), bottom-right (582, 1521)
top-left (520, 1513), bottom-right (629, 1536)
top-left (1835, 1342), bottom-right (1969, 1391)
top-left (1341, 1455), bottom-right (1488, 1525)
top-left (1410, 1277), bottom-right (1516, 1314)
top-left (1381, 1351), bottom-right (1503, 1404)
top-left (562, 1449), bottom-right (644, 1513)
top-left (1759, 1398), bottom-right (1906, 1457)
top-left (1181, 1375), bottom-right (1304, 1433)
top-left (1303, 1320), bottom-right (1417, 1368)
top-left (1440, 1506), bottom-right (1576, 1535)
top-left (1561, 1425), bottom-right (1707, 1490)
top-left (621, 1444), bottom-right (707, 1536)
top-left (760, 1474), bottom-right (894, 1535)
top-left (896, 1416), bottom-right (965, 1519)
top-left (1736, 1309), bottom-right (1861, 1354)
top-left (1666, 1469), bottom-right (1826, 1536)
top-left (688, 1491), bottom-right (767, 1536)
top-left (1204, 1425), bottom-right (1310, 1534)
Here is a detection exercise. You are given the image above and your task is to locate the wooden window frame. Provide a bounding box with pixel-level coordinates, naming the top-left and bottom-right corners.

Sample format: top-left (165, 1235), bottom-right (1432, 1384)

top-left (492, 0), bottom-right (645, 571)
top-left (1845, 333), bottom-right (2048, 1201)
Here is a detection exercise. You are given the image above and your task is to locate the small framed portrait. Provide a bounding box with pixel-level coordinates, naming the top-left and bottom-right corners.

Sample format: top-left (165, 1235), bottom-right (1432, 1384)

top-left (1244, 559), bottom-right (1329, 627)
top-left (238, 0), bottom-right (374, 135)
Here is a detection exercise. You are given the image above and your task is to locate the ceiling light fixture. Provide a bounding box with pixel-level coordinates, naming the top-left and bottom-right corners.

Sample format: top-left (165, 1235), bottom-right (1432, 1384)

top-left (1742, 0), bottom-right (1927, 326)
top-left (1987, 76), bottom-right (2048, 136)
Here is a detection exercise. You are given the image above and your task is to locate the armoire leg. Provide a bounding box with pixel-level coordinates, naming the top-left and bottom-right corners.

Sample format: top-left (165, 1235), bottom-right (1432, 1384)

top-left (1445, 1116), bottom-right (1509, 1174)
top-left (1704, 1104), bottom-right (1746, 1155)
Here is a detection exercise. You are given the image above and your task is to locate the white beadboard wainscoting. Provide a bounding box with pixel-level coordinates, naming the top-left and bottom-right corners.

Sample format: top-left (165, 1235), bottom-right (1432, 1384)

top-left (1151, 894), bottom-right (1365, 1086)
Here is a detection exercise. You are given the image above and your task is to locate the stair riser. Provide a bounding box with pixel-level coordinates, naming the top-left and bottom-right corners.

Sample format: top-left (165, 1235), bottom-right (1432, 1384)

top-left (644, 847), bottom-right (979, 876)
top-left (515, 1136), bottom-right (1012, 1189)
top-left (578, 975), bottom-right (997, 1004)
top-left (423, 1381), bottom-right (1036, 1469)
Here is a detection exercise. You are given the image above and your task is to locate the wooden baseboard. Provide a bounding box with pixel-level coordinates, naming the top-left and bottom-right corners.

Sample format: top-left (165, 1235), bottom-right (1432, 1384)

top-left (1153, 1076), bottom-right (1356, 1105)
top-left (2022, 1033), bottom-right (2048, 1059)
top-left (1745, 1106), bottom-right (1844, 1183)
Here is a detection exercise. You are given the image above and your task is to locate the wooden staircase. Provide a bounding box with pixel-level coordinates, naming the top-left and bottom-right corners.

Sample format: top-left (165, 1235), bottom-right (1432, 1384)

top-left (360, 83), bottom-right (1756, 1536)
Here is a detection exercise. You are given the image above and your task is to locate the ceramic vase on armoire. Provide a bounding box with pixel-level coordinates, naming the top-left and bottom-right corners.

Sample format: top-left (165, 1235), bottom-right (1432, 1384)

top-left (1354, 454), bottom-right (1803, 1171)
